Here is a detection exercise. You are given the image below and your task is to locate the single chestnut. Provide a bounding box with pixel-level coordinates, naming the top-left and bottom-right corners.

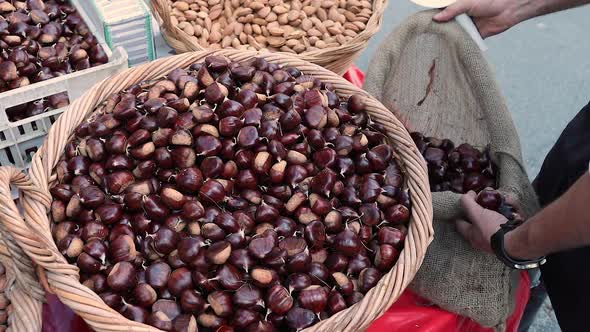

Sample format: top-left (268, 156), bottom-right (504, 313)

top-left (267, 284), bottom-right (293, 315)
top-left (107, 261), bottom-right (137, 292)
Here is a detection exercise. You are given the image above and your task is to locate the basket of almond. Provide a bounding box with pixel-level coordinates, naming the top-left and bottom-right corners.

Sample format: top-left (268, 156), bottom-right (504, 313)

top-left (151, 0), bottom-right (387, 75)
top-left (0, 49), bottom-right (432, 331)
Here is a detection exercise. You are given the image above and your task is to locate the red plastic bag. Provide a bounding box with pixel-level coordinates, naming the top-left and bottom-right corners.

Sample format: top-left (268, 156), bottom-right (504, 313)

top-left (343, 64), bottom-right (366, 88)
top-left (367, 272), bottom-right (530, 332)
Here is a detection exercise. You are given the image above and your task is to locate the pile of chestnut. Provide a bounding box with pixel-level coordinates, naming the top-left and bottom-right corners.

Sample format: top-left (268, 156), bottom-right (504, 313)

top-left (6, 91), bottom-right (69, 121)
top-left (50, 55), bottom-right (411, 331)
top-left (0, 0), bottom-right (108, 94)
top-left (411, 133), bottom-right (523, 222)
top-left (410, 132), bottom-right (497, 194)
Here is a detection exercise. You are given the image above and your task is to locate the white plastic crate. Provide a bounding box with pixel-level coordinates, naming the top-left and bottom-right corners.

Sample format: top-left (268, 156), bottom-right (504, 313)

top-left (80, 0), bottom-right (156, 66)
top-left (0, 6), bottom-right (129, 169)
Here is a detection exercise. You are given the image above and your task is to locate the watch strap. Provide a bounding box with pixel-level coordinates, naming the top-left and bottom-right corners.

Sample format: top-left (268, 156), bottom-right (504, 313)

top-left (491, 220), bottom-right (546, 270)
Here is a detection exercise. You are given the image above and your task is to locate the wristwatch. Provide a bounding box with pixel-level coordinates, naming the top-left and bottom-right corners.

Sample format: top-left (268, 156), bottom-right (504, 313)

top-left (491, 219), bottom-right (547, 270)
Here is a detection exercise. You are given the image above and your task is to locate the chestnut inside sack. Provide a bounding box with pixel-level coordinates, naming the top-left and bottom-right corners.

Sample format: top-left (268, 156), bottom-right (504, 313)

top-left (48, 55), bottom-right (419, 331)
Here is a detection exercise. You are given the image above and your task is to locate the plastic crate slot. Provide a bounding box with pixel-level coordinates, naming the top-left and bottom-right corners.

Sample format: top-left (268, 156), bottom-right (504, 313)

top-left (17, 125), bottom-right (24, 135)
top-left (3, 148), bottom-right (15, 165)
top-left (31, 121), bottom-right (38, 131)
top-left (0, 131), bottom-right (6, 142)
top-left (24, 146), bottom-right (38, 162)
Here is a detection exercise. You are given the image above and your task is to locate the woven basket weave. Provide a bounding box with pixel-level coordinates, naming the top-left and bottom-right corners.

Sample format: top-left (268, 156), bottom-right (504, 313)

top-left (0, 49), bottom-right (433, 331)
top-left (0, 180), bottom-right (45, 332)
top-left (150, 0), bottom-right (387, 75)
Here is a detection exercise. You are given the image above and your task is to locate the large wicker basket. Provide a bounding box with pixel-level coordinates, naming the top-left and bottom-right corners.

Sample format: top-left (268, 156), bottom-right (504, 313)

top-left (151, 0), bottom-right (388, 75)
top-left (0, 50), bottom-right (433, 331)
top-left (0, 182), bottom-right (45, 332)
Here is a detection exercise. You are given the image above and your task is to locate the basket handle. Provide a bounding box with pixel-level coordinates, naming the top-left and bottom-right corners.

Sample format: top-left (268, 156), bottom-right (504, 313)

top-left (0, 242), bottom-right (44, 332)
top-left (0, 167), bottom-right (49, 332)
top-left (0, 167), bottom-right (50, 297)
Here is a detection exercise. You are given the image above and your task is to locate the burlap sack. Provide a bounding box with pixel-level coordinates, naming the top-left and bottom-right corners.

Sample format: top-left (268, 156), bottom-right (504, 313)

top-left (364, 10), bottom-right (539, 329)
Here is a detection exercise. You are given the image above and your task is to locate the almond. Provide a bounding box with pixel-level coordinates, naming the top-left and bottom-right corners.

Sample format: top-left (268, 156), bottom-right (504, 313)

top-left (252, 24), bottom-right (262, 35)
top-left (247, 35), bottom-right (263, 50)
top-left (285, 39), bottom-right (300, 47)
top-left (353, 21), bottom-right (366, 30)
top-left (286, 30), bottom-right (305, 39)
top-left (267, 36), bottom-right (286, 47)
top-left (234, 7), bottom-right (252, 17)
top-left (221, 35), bottom-right (233, 47)
top-left (322, 0), bottom-right (336, 8)
top-left (266, 11), bottom-right (278, 21)
top-left (268, 27), bottom-right (285, 36)
top-left (343, 10), bottom-right (357, 21)
top-left (244, 23), bottom-right (253, 35)
top-left (302, 6), bottom-right (316, 15)
top-left (249, 1), bottom-right (265, 10)
top-left (316, 7), bottom-right (327, 21)
top-left (272, 5), bottom-right (288, 14)
top-left (253, 18), bottom-right (267, 25)
top-left (174, 1), bottom-right (189, 11)
top-left (308, 28), bottom-right (322, 37)
top-left (239, 32), bottom-right (248, 43)
top-left (210, 8), bottom-right (222, 20)
top-left (223, 22), bottom-right (235, 36)
top-left (293, 44), bottom-right (306, 53)
top-left (184, 10), bottom-right (198, 20)
top-left (287, 10), bottom-right (299, 21)
top-left (280, 45), bottom-right (296, 54)
top-left (234, 22), bottom-right (244, 35)
top-left (224, 6), bottom-right (232, 18)
top-left (344, 29), bottom-right (357, 37)
top-left (257, 6), bottom-right (271, 18)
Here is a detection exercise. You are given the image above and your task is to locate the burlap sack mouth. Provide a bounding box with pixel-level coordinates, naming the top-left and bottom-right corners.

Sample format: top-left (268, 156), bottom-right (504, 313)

top-left (364, 10), bottom-right (539, 329)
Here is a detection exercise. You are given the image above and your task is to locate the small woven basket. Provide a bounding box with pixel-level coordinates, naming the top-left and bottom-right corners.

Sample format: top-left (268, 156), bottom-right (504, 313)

top-left (0, 183), bottom-right (46, 332)
top-left (151, 0), bottom-right (388, 75)
top-left (0, 50), bottom-right (433, 331)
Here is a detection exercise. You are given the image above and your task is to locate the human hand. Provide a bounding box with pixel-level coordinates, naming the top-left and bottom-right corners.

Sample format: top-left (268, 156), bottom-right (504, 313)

top-left (432, 0), bottom-right (526, 38)
top-left (455, 191), bottom-right (508, 253)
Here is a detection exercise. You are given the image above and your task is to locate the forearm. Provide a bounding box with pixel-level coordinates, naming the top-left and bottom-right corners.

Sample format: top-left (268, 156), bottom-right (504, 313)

top-left (506, 172), bottom-right (590, 259)
top-left (515, 0), bottom-right (590, 23)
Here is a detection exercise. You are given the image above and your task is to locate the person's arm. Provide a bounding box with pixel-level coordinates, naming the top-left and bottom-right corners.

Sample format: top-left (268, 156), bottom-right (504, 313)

top-left (433, 0), bottom-right (590, 38)
top-left (457, 172), bottom-right (590, 260)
